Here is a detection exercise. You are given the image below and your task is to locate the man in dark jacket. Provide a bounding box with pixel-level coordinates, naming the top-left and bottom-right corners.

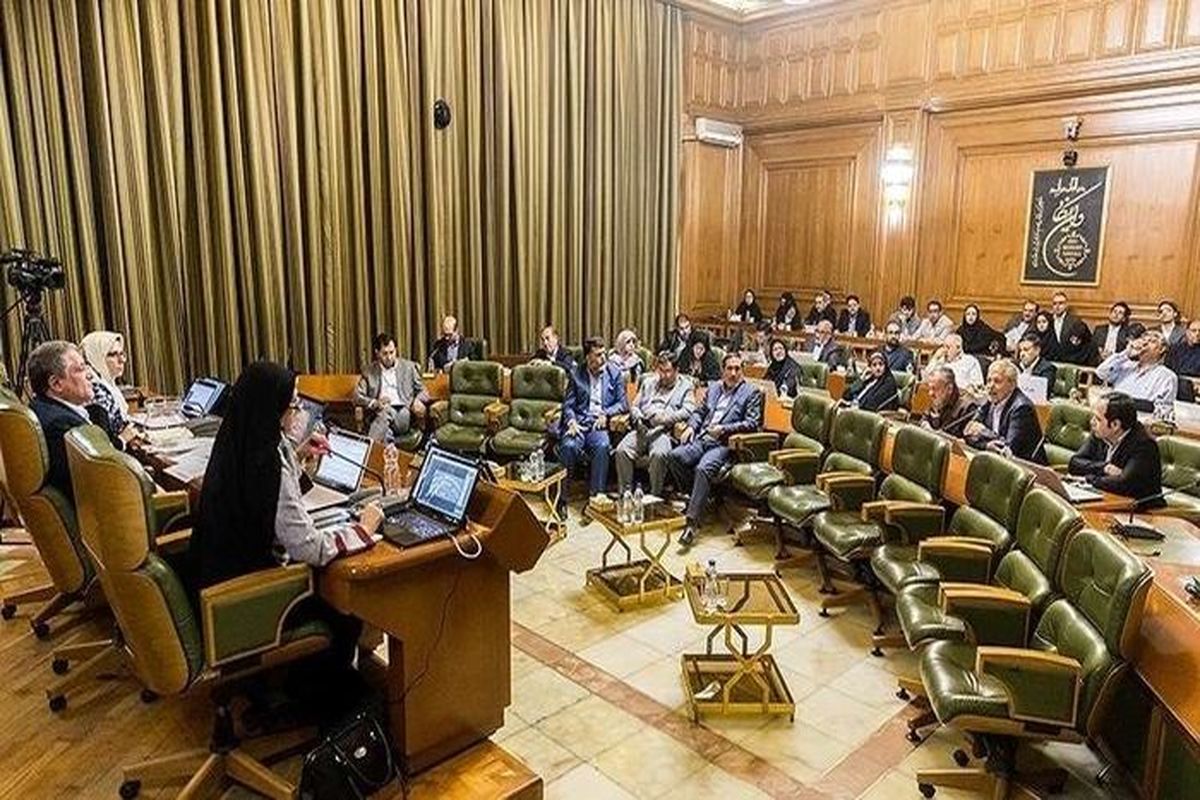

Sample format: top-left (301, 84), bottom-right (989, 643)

top-left (560, 337), bottom-right (629, 501)
top-left (1067, 392), bottom-right (1163, 507)
top-left (963, 358), bottom-right (1046, 463)
top-left (836, 295), bottom-right (872, 337)
top-left (1017, 332), bottom-right (1057, 393)
top-left (1091, 301), bottom-right (1142, 364)
top-left (1043, 291), bottom-right (1093, 365)
top-left (532, 325), bottom-right (576, 373)
top-left (427, 315), bottom-right (483, 372)
top-left (27, 341), bottom-right (97, 498)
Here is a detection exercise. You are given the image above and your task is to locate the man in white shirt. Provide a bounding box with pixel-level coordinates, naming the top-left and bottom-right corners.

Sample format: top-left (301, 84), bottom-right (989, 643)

top-left (912, 299), bottom-right (954, 342)
top-left (926, 334), bottom-right (983, 390)
top-left (1096, 331), bottom-right (1178, 411)
top-left (1003, 300), bottom-right (1039, 354)
top-left (27, 341), bottom-right (96, 498)
top-left (354, 333), bottom-right (429, 443)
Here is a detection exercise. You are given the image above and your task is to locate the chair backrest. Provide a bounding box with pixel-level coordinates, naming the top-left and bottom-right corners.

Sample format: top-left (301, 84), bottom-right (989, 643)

top-left (789, 390), bottom-right (836, 446)
top-left (893, 371), bottom-right (917, 409)
top-left (1050, 362), bottom-right (1081, 399)
top-left (1033, 528), bottom-right (1151, 733)
top-left (0, 389), bottom-right (91, 595)
top-left (565, 345), bottom-right (584, 365)
top-left (469, 337), bottom-right (489, 360)
top-left (636, 346), bottom-right (654, 373)
top-left (508, 364), bottom-right (568, 434)
top-left (994, 488), bottom-right (1082, 610)
top-left (824, 408), bottom-right (887, 473)
top-left (1158, 435), bottom-right (1200, 496)
top-left (65, 426), bottom-right (203, 696)
top-left (796, 361), bottom-right (829, 390)
top-left (448, 360), bottom-right (504, 428)
top-left (1045, 402), bottom-right (1091, 453)
top-left (948, 452), bottom-right (1035, 551)
top-left (880, 425), bottom-right (950, 503)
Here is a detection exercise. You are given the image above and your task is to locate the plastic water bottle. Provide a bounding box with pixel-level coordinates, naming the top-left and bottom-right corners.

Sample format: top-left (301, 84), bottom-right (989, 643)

top-left (620, 489), bottom-right (633, 524)
top-left (383, 444), bottom-right (399, 494)
top-left (702, 559), bottom-right (720, 613)
top-left (632, 483), bottom-right (645, 523)
top-left (531, 449), bottom-right (544, 481)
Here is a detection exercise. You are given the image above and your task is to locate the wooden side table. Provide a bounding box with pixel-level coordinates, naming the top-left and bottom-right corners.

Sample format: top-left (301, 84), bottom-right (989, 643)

top-left (494, 461), bottom-right (567, 542)
top-left (585, 500), bottom-right (685, 610)
top-left (681, 570), bottom-right (800, 722)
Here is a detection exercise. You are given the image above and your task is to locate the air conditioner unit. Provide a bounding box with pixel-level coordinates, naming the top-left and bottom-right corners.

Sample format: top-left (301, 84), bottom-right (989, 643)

top-left (695, 118), bottom-right (743, 148)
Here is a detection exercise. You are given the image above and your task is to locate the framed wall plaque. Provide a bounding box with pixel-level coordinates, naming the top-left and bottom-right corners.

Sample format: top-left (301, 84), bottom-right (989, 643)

top-left (1021, 166), bottom-right (1110, 286)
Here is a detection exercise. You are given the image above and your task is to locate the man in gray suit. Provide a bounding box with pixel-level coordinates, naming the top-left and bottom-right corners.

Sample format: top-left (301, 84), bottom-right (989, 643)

top-left (354, 332), bottom-right (429, 443)
top-left (614, 352), bottom-right (695, 496)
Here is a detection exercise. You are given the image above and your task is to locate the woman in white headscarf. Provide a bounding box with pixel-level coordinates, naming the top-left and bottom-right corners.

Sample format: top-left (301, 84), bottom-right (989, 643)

top-left (80, 330), bottom-right (134, 441)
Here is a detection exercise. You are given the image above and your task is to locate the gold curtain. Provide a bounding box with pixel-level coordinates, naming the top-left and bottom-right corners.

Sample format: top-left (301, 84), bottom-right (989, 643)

top-left (0, 0), bottom-right (680, 391)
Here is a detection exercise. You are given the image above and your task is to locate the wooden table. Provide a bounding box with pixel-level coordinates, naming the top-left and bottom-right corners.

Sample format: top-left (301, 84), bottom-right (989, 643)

top-left (681, 570), bottom-right (799, 722)
top-left (494, 461), bottom-right (567, 542)
top-left (584, 500), bottom-right (685, 610)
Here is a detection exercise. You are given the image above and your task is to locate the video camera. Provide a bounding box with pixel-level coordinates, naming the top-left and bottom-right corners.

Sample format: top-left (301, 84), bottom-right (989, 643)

top-left (1, 249), bottom-right (65, 296)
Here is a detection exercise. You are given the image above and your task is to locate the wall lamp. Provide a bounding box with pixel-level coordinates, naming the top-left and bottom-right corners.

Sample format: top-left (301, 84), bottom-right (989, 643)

top-left (882, 146), bottom-right (915, 222)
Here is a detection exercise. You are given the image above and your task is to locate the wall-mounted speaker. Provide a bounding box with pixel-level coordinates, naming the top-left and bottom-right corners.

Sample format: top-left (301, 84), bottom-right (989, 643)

top-left (433, 99), bottom-right (451, 130)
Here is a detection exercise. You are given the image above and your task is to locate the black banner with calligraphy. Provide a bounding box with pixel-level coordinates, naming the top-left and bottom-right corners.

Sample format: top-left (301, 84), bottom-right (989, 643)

top-left (1022, 166), bottom-right (1110, 286)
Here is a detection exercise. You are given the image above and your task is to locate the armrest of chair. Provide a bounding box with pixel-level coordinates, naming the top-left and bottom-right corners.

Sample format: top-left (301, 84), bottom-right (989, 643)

top-left (200, 564), bottom-right (315, 668)
top-left (875, 502), bottom-right (946, 544)
top-left (939, 584), bottom-right (1032, 648)
top-left (974, 646), bottom-right (1082, 728)
top-left (769, 449), bottom-right (820, 486)
top-left (880, 409), bottom-right (910, 423)
top-left (916, 537), bottom-right (996, 584)
top-left (151, 490), bottom-right (191, 535)
top-left (817, 472), bottom-right (876, 511)
top-left (484, 401), bottom-right (510, 434)
top-left (429, 400), bottom-right (450, 427)
top-left (729, 432), bottom-right (779, 463)
top-left (609, 414), bottom-right (631, 434)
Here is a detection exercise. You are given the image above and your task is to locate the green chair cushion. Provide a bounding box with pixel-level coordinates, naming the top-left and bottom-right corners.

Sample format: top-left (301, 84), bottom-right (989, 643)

top-left (1044, 443), bottom-right (1075, 468)
top-left (434, 423), bottom-right (489, 453)
top-left (1012, 489), bottom-right (1079, 583)
top-left (897, 583), bottom-right (968, 647)
top-left (281, 619), bottom-right (332, 646)
top-left (1045, 402), bottom-right (1091, 460)
top-left (879, 473), bottom-right (936, 504)
top-left (393, 428), bottom-right (423, 452)
top-left (767, 485), bottom-right (832, 525)
top-left (1056, 528), bottom-right (1150, 655)
top-left (1030, 599), bottom-right (1115, 721)
top-left (828, 408), bottom-right (886, 467)
top-left (448, 394), bottom-right (495, 429)
top-left (796, 362), bottom-right (828, 390)
top-left (510, 364), bottom-right (568, 403)
top-left (450, 360), bottom-right (503, 395)
top-left (963, 453), bottom-right (1033, 535)
top-left (920, 641), bottom-right (1011, 723)
top-left (947, 505), bottom-right (1012, 553)
top-left (790, 391), bottom-right (835, 444)
top-left (823, 452), bottom-right (872, 474)
top-left (783, 432), bottom-right (823, 453)
top-left (508, 398), bottom-right (559, 434)
top-left (491, 428), bottom-right (548, 457)
top-left (142, 553), bottom-right (204, 684)
top-left (1160, 435), bottom-right (1200, 495)
top-left (870, 544), bottom-right (940, 594)
top-left (1050, 362), bottom-right (1081, 399)
top-left (811, 511), bottom-right (884, 561)
top-left (727, 462), bottom-right (787, 500)
top-left (993, 550), bottom-right (1054, 612)
top-left (890, 426), bottom-right (949, 494)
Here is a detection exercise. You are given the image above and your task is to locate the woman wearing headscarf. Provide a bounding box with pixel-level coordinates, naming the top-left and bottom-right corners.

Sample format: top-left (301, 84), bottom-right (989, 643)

top-left (80, 331), bottom-right (135, 443)
top-left (764, 338), bottom-right (799, 398)
top-left (608, 329), bottom-right (645, 383)
top-left (843, 351), bottom-right (900, 411)
top-left (957, 304), bottom-right (1004, 356)
top-left (1033, 310), bottom-right (1054, 350)
top-left (678, 331), bottom-right (721, 383)
top-left (773, 292), bottom-right (800, 330)
top-left (187, 361), bottom-right (384, 676)
top-left (733, 290), bottom-right (763, 323)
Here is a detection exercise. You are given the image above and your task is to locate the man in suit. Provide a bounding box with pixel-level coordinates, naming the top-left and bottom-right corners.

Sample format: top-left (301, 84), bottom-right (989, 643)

top-left (804, 320), bottom-right (846, 369)
top-left (658, 313), bottom-right (693, 360)
top-left (1044, 291), bottom-right (1093, 365)
top-left (559, 336), bottom-right (629, 502)
top-left (614, 352), bottom-right (695, 496)
top-left (881, 321), bottom-right (915, 373)
top-left (836, 294), bottom-right (872, 337)
top-left (27, 341), bottom-right (96, 498)
top-left (1067, 392), bottom-right (1163, 507)
top-left (1003, 300), bottom-right (1040, 354)
top-left (532, 325), bottom-right (575, 373)
top-left (1091, 301), bottom-right (1142, 364)
top-left (804, 290), bottom-right (837, 328)
top-left (427, 315), bottom-right (482, 372)
top-left (963, 358), bottom-right (1047, 462)
top-left (354, 332), bottom-right (428, 443)
top-left (1016, 332), bottom-right (1057, 393)
top-left (1166, 319), bottom-right (1200, 378)
top-left (921, 367), bottom-right (977, 437)
top-left (668, 353), bottom-right (763, 549)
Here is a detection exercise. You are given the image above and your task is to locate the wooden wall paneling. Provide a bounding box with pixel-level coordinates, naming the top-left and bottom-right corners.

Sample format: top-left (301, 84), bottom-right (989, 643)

top-left (739, 123), bottom-right (883, 313)
top-left (876, 110), bottom-right (927, 318)
top-left (684, 17), bottom-right (741, 113)
top-left (1185, 0), bottom-right (1200, 45)
top-left (679, 135), bottom-right (743, 316)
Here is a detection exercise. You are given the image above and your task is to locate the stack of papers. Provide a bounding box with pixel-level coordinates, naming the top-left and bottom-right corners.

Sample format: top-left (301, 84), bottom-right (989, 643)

top-left (162, 438), bottom-right (214, 484)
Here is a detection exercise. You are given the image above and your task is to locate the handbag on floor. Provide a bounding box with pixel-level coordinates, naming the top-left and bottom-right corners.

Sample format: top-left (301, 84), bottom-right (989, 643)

top-left (298, 710), bottom-right (396, 800)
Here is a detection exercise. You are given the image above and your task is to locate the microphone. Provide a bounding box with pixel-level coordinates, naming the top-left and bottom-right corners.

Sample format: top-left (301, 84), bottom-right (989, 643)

top-left (1111, 478), bottom-right (1200, 541)
top-left (927, 404), bottom-right (979, 438)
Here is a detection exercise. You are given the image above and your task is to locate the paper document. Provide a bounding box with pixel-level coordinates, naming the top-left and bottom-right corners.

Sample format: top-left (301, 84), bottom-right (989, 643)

top-left (162, 439), bottom-right (214, 484)
top-left (1017, 374), bottom-right (1048, 404)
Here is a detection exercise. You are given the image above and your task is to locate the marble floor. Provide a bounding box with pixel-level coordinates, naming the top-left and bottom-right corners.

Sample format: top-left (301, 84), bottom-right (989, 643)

top-left (501, 503), bottom-right (1137, 800)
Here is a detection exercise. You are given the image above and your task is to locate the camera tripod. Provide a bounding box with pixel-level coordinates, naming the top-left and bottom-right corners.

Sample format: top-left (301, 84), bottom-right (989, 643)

top-left (4, 289), bottom-right (53, 394)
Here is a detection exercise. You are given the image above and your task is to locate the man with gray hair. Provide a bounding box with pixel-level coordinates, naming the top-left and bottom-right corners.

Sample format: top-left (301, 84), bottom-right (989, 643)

top-left (921, 367), bottom-right (976, 437)
top-left (27, 340), bottom-right (96, 497)
top-left (1096, 330), bottom-right (1178, 411)
top-left (963, 358), bottom-right (1046, 462)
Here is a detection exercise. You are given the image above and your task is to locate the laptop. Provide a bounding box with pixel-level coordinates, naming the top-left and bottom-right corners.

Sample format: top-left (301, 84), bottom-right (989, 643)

top-left (295, 394), bottom-right (326, 441)
top-left (302, 428), bottom-right (372, 512)
top-left (1015, 457), bottom-right (1104, 505)
top-left (181, 378), bottom-right (228, 419)
top-left (384, 446), bottom-right (480, 547)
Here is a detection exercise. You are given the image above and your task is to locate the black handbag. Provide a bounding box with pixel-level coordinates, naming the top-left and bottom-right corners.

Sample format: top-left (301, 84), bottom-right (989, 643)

top-left (298, 711), bottom-right (396, 800)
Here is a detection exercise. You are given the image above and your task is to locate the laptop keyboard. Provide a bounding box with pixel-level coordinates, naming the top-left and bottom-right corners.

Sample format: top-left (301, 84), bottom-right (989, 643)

top-left (388, 510), bottom-right (453, 541)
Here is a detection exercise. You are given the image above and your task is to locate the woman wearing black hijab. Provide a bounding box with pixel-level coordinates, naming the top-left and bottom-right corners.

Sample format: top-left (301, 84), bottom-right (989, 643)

top-left (773, 292), bottom-right (799, 329)
top-left (188, 361), bottom-right (384, 672)
top-left (764, 338), bottom-right (799, 397)
top-left (957, 304), bottom-right (1004, 355)
top-left (844, 351), bottom-right (900, 411)
top-left (734, 289), bottom-right (763, 323)
top-left (1033, 310), bottom-right (1054, 350)
top-left (679, 331), bottom-right (721, 382)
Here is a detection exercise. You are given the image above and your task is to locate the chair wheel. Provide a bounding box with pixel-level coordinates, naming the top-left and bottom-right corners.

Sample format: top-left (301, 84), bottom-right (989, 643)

top-left (952, 748), bottom-right (970, 767)
top-left (140, 689), bottom-right (158, 704)
top-left (51, 658), bottom-right (69, 675)
top-left (1, 603), bottom-right (15, 620)
top-left (32, 621), bottom-right (50, 639)
top-left (819, 609), bottom-right (830, 618)
top-left (48, 694), bottom-right (66, 713)
top-left (918, 782), bottom-right (936, 798)
top-left (896, 688), bottom-right (910, 701)
top-left (906, 729), bottom-right (923, 743)
top-left (119, 779), bottom-right (141, 799)
top-left (870, 647), bottom-right (884, 657)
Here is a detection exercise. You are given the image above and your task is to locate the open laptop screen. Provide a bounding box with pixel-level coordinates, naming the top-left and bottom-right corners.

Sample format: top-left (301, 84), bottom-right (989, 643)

top-left (182, 379), bottom-right (226, 416)
top-left (412, 447), bottom-right (479, 525)
top-left (315, 430), bottom-right (371, 494)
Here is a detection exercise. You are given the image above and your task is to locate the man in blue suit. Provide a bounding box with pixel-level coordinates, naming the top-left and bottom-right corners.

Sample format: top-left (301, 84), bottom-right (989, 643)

top-left (559, 336), bottom-right (629, 503)
top-left (667, 352), bottom-right (763, 549)
top-left (26, 341), bottom-right (97, 499)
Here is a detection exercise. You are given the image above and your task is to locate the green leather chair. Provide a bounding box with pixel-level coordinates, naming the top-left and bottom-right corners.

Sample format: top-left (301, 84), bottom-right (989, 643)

top-left (796, 360), bottom-right (829, 391)
top-left (66, 425), bottom-right (331, 799)
top-left (894, 371), bottom-right (917, 412)
top-left (431, 360), bottom-right (504, 452)
top-left (895, 488), bottom-right (1082, 654)
top-left (1043, 402), bottom-right (1091, 468)
top-left (488, 363), bottom-right (568, 458)
top-left (781, 390), bottom-right (838, 455)
top-left (913, 527), bottom-right (1151, 799)
top-left (1159, 435), bottom-right (1200, 518)
top-left (565, 345), bottom-right (584, 365)
top-left (765, 408), bottom-right (888, 558)
top-left (870, 452), bottom-right (1034, 600)
top-left (808, 426), bottom-right (950, 632)
top-left (1050, 361), bottom-right (1082, 399)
